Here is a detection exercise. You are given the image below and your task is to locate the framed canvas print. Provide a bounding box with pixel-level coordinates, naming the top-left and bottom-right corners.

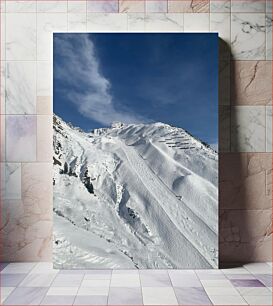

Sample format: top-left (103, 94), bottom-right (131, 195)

top-left (53, 33), bottom-right (218, 269)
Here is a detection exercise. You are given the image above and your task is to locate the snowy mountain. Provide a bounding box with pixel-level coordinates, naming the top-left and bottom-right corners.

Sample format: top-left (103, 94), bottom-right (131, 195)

top-left (53, 115), bottom-right (218, 269)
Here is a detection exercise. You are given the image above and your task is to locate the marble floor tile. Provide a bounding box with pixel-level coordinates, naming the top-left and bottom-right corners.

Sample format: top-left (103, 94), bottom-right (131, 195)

top-left (108, 287), bottom-right (143, 305)
top-left (140, 270), bottom-right (171, 287)
top-left (144, 13), bottom-right (183, 32)
top-left (41, 295), bottom-right (75, 305)
top-left (231, 0), bottom-right (266, 13)
top-left (225, 274), bottom-right (256, 280)
top-left (6, 115), bottom-right (36, 162)
top-left (146, 0), bottom-right (167, 13)
top-left (208, 294), bottom-right (247, 305)
top-left (174, 287), bottom-right (212, 305)
top-left (46, 287), bottom-right (78, 296)
top-left (255, 274), bottom-right (273, 287)
top-left (19, 273), bottom-right (56, 287)
top-left (81, 279), bottom-right (110, 287)
top-left (184, 13), bottom-right (209, 32)
top-left (0, 263), bottom-right (9, 271)
top-left (231, 13), bottom-right (266, 60)
top-left (142, 287), bottom-right (178, 305)
top-left (1, 287), bottom-right (15, 303)
top-left (119, 1), bottom-right (145, 13)
top-left (74, 295), bottom-right (108, 305)
top-left (83, 273), bottom-right (111, 280)
top-left (169, 270), bottom-right (202, 287)
top-left (51, 274), bottom-right (83, 287)
top-left (231, 279), bottom-right (265, 287)
top-left (1, 274), bottom-right (27, 287)
top-left (6, 13), bottom-right (36, 60)
top-left (1, 263), bottom-right (36, 274)
top-left (243, 294), bottom-right (272, 305)
top-left (110, 274), bottom-right (140, 287)
top-left (87, 0), bottom-right (118, 13)
top-left (204, 286), bottom-right (240, 296)
top-left (201, 279), bottom-right (233, 287)
top-left (237, 286), bottom-right (272, 295)
top-left (77, 286), bottom-right (109, 296)
top-left (6, 61), bottom-right (36, 114)
top-left (87, 13), bottom-right (127, 32)
top-left (231, 106), bottom-right (266, 152)
top-left (210, 0), bottom-right (231, 13)
top-left (29, 263), bottom-right (59, 275)
top-left (244, 262), bottom-right (272, 274)
top-left (3, 287), bottom-right (48, 305)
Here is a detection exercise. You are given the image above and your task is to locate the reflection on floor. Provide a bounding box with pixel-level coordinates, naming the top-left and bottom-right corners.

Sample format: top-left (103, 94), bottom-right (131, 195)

top-left (0, 262), bottom-right (272, 305)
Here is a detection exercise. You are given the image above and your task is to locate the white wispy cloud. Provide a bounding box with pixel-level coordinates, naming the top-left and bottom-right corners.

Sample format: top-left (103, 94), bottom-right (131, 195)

top-left (54, 34), bottom-right (148, 126)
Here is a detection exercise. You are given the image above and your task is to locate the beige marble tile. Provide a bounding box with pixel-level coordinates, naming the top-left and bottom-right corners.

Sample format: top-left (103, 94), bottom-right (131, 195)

top-left (37, 115), bottom-right (53, 162)
top-left (231, 0), bottom-right (266, 13)
top-left (87, 13), bottom-right (127, 32)
top-left (6, 61), bottom-right (36, 114)
top-left (231, 106), bottom-right (266, 152)
top-left (219, 106), bottom-right (230, 152)
top-left (6, 1), bottom-right (37, 13)
top-left (184, 13), bottom-right (209, 32)
top-left (210, 0), bottom-right (231, 13)
top-left (231, 61), bottom-right (272, 105)
top-left (68, 13), bottom-right (87, 31)
top-left (37, 1), bottom-right (67, 13)
top-left (37, 61), bottom-right (51, 97)
top-left (68, 0), bottom-right (87, 13)
top-left (6, 13), bottom-right (36, 60)
top-left (146, 0), bottom-right (167, 13)
top-left (128, 13), bottom-right (145, 31)
top-left (220, 153), bottom-right (272, 209)
top-left (220, 209), bottom-right (272, 262)
top-left (37, 13), bottom-right (68, 61)
top-left (37, 96), bottom-right (53, 115)
top-left (119, 0), bottom-right (144, 13)
top-left (219, 60), bottom-right (230, 105)
top-left (168, 0), bottom-right (209, 13)
top-left (145, 13), bottom-right (183, 32)
top-left (6, 115), bottom-right (36, 162)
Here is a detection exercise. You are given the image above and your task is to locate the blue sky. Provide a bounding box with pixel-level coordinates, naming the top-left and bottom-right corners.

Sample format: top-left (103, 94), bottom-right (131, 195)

top-left (54, 33), bottom-right (218, 146)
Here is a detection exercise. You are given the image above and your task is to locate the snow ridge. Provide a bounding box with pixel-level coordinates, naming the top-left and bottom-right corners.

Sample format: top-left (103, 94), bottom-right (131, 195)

top-left (53, 115), bottom-right (218, 269)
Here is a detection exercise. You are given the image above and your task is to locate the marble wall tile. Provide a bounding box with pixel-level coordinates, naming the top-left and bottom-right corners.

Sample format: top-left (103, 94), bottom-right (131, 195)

top-left (37, 13), bottom-right (68, 61)
top-left (231, 61), bottom-right (272, 105)
top-left (210, 0), bottom-right (231, 13)
top-left (1, 115), bottom-right (5, 161)
top-left (145, 13), bottom-right (183, 32)
top-left (220, 209), bottom-right (272, 262)
top-left (68, 0), bottom-right (87, 13)
top-left (231, 13), bottom-right (266, 60)
top-left (6, 1), bottom-right (37, 13)
top-left (37, 96), bottom-right (52, 115)
top-left (37, 61), bottom-right (51, 97)
top-left (37, 1), bottom-right (67, 13)
top-left (0, 0), bottom-right (6, 12)
top-left (184, 13), bottom-right (209, 32)
top-left (220, 153), bottom-right (272, 210)
top-left (266, 106), bottom-right (272, 152)
top-left (87, 0), bottom-right (118, 13)
top-left (168, 0), bottom-right (209, 13)
top-left (219, 106), bottom-right (230, 152)
top-left (6, 13), bottom-right (36, 60)
top-left (87, 13), bottom-right (127, 31)
top-left (1, 163), bottom-right (22, 200)
top-left (231, 0), bottom-right (266, 13)
top-left (6, 61), bottom-right (36, 114)
top-left (266, 14), bottom-right (272, 60)
top-left (68, 13), bottom-right (87, 31)
top-left (219, 60), bottom-right (230, 105)
top-left (37, 115), bottom-right (52, 162)
top-left (119, 0), bottom-right (144, 13)
top-left (1, 12), bottom-right (6, 60)
top-left (146, 0), bottom-right (167, 13)
top-left (266, 0), bottom-right (272, 12)
top-left (128, 13), bottom-right (145, 31)
top-left (6, 115), bottom-right (36, 162)
top-left (1, 62), bottom-right (6, 114)
top-left (231, 106), bottom-right (266, 152)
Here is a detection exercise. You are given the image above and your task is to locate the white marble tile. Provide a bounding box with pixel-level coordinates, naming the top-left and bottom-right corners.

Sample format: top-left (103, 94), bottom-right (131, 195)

top-left (37, 1), bottom-right (67, 13)
top-left (37, 115), bottom-right (52, 162)
top-left (222, 267), bottom-right (251, 275)
top-left (2, 163), bottom-right (21, 199)
top-left (210, 0), bottom-right (231, 12)
top-left (231, 106), bottom-right (266, 152)
top-left (231, 0), bottom-right (266, 13)
top-left (37, 61), bottom-right (51, 97)
top-left (0, 0), bottom-right (6, 13)
top-left (68, 13), bottom-right (87, 31)
top-left (1, 12), bottom-right (6, 60)
top-left (208, 295), bottom-right (247, 305)
top-left (266, 106), bottom-right (272, 152)
top-left (144, 13), bottom-right (183, 32)
top-left (204, 286), bottom-right (240, 296)
top-left (231, 13), bottom-right (266, 60)
top-left (128, 13), bottom-right (145, 32)
top-left (243, 295), bottom-right (272, 305)
top-left (29, 262), bottom-right (59, 274)
top-left (6, 61), bottom-right (36, 114)
top-left (110, 274), bottom-right (140, 287)
top-left (6, 13), bottom-right (36, 60)
top-left (142, 287), bottom-right (178, 305)
top-left (68, 1), bottom-right (87, 13)
top-left (1, 115), bottom-right (5, 161)
top-left (6, 115), bottom-right (36, 162)
top-left (266, 14), bottom-right (272, 60)
top-left (201, 279), bottom-right (233, 287)
top-left (77, 286), bottom-right (109, 296)
top-left (210, 13), bottom-right (231, 44)
top-left (237, 287), bottom-right (272, 296)
top-left (244, 262), bottom-right (272, 274)
top-left (184, 13), bottom-right (209, 32)
top-left (81, 279), bottom-right (110, 287)
top-left (1, 63), bottom-right (6, 113)
top-left (19, 273), bottom-right (56, 287)
top-left (146, 0), bottom-right (167, 13)
top-left (266, 0), bottom-right (272, 12)
top-left (87, 13), bottom-right (127, 32)
top-left (6, 1), bottom-right (36, 12)
top-left (46, 287), bottom-right (78, 296)
top-left (1, 287), bottom-right (15, 304)
top-left (37, 13), bottom-right (67, 61)
top-left (1, 262), bottom-right (36, 274)
top-left (87, 0), bottom-right (118, 13)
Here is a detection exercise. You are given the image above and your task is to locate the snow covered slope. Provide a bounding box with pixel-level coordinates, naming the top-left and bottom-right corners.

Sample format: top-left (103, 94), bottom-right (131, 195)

top-left (53, 115), bottom-right (218, 269)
